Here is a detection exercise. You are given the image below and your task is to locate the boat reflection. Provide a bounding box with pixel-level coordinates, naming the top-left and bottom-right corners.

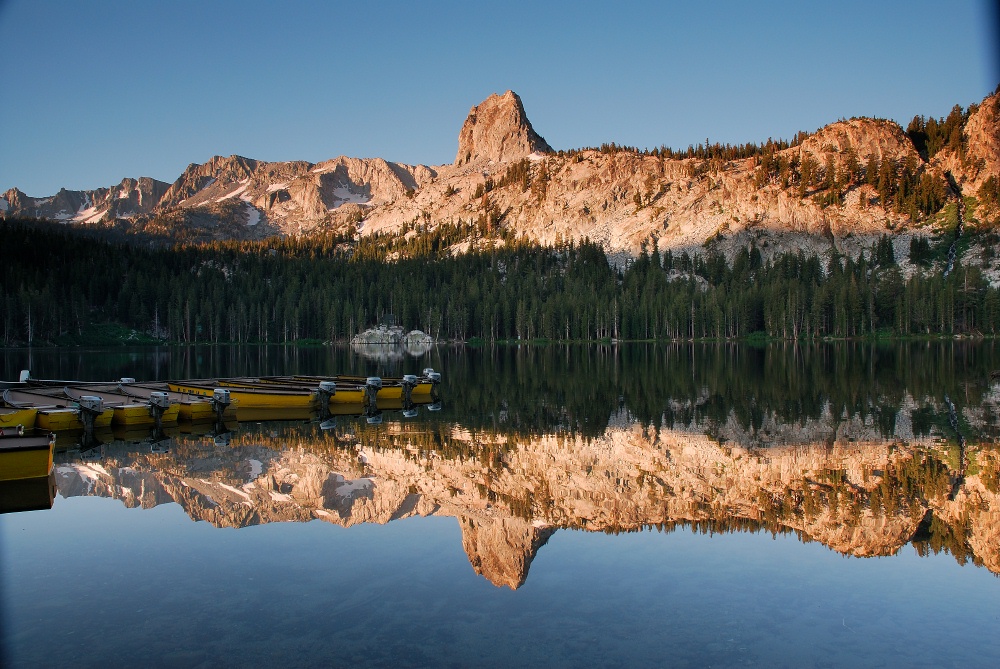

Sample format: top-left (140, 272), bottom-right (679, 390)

top-left (0, 470), bottom-right (57, 514)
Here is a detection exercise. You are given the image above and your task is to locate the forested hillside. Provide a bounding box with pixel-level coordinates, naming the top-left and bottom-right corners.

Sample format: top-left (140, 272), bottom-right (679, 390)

top-left (3, 218), bottom-right (999, 346)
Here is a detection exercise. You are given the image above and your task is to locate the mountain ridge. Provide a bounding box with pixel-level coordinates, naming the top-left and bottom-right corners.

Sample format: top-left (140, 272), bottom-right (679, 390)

top-left (4, 88), bottom-right (998, 259)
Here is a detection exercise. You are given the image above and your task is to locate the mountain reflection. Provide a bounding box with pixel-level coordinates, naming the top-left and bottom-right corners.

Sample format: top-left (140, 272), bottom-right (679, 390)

top-left (52, 386), bottom-right (1000, 588)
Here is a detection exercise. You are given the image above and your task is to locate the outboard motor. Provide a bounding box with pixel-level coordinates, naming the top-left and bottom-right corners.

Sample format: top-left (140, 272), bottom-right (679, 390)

top-left (422, 368), bottom-right (442, 401)
top-left (77, 395), bottom-right (105, 436)
top-left (147, 391), bottom-right (172, 429)
top-left (77, 395), bottom-right (103, 413)
top-left (149, 391), bottom-right (171, 409)
top-left (401, 374), bottom-right (418, 409)
top-left (211, 388), bottom-right (231, 422)
top-left (364, 377), bottom-right (382, 412)
top-left (317, 381), bottom-right (337, 420)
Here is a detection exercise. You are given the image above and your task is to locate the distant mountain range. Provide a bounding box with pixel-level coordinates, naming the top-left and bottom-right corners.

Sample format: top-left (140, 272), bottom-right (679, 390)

top-left (4, 88), bottom-right (999, 262)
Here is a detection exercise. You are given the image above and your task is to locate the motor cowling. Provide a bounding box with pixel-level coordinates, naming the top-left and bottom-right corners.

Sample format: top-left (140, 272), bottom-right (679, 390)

top-left (149, 392), bottom-right (171, 410)
top-left (212, 388), bottom-right (231, 407)
top-left (78, 396), bottom-right (104, 413)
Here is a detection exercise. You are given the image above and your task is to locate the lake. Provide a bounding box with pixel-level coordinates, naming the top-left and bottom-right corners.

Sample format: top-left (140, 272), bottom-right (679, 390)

top-left (3, 342), bottom-right (1000, 668)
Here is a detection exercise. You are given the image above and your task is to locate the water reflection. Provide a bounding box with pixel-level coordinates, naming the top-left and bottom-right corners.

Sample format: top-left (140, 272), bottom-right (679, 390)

top-left (49, 398), bottom-right (1000, 589)
top-left (8, 341), bottom-right (1000, 588)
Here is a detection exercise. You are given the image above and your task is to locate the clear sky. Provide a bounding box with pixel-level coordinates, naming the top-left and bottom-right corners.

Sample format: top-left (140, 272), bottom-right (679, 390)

top-left (1, 0), bottom-right (997, 196)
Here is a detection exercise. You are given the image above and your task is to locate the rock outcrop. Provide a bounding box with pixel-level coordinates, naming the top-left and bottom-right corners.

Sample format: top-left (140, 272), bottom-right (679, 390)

top-left (454, 90), bottom-right (553, 165)
top-left (954, 91), bottom-right (1000, 191)
top-left (350, 326), bottom-right (435, 360)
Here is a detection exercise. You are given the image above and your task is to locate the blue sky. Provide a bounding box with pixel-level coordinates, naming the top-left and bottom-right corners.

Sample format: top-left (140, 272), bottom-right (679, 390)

top-left (1, 0), bottom-right (997, 196)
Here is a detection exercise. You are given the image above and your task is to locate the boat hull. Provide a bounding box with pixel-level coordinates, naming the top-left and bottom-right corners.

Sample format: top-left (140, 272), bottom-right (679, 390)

top-left (110, 403), bottom-right (181, 427)
top-left (0, 407), bottom-right (38, 431)
top-left (224, 377), bottom-right (428, 404)
top-left (177, 400), bottom-right (238, 423)
top-left (0, 434), bottom-right (54, 481)
top-left (169, 382), bottom-right (317, 411)
top-left (34, 408), bottom-right (114, 432)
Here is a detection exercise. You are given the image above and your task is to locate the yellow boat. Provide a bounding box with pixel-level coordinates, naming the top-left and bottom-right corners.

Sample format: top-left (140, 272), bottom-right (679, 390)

top-left (229, 376), bottom-right (427, 403)
top-left (3, 389), bottom-right (114, 431)
top-left (119, 383), bottom-right (238, 422)
top-left (225, 376), bottom-right (442, 410)
top-left (0, 432), bottom-right (55, 481)
top-left (62, 386), bottom-right (181, 427)
top-left (168, 380), bottom-right (318, 411)
top-left (288, 373), bottom-right (438, 398)
top-left (0, 406), bottom-right (37, 431)
top-left (292, 367), bottom-right (441, 398)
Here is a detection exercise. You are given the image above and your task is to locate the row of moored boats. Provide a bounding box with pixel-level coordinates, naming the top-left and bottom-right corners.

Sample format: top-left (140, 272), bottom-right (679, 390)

top-left (0, 370), bottom-right (442, 485)
top-left (0, 370), bottom-right (442, 434)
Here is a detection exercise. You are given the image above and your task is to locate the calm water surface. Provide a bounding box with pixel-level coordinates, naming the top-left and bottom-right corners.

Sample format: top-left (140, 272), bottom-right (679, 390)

top-left (3, 342), bottom-right (1000, 668)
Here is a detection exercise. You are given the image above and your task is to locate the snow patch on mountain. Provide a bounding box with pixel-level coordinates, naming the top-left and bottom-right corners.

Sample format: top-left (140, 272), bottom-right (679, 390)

top-left (74, 205), bottom-right (106, 223)
top-left (330, 185), bottom-right (370, 207)
top-left (217, 181), bottom-right (250, 203)
top-left (245, 203), bottom-right (261, 226)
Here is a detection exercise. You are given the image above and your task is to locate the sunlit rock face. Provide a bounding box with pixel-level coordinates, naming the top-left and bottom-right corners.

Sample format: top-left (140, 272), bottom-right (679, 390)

top-left (454, 90), bottom-right (553, 166)
top-left (7, 90), bottom-right (998, 258)
top-left (52, 405), bottom-right (1000, 589)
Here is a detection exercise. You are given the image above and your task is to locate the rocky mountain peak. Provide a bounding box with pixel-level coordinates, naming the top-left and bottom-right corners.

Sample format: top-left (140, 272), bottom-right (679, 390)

top-left (454, 90), bottom-right (553, 166)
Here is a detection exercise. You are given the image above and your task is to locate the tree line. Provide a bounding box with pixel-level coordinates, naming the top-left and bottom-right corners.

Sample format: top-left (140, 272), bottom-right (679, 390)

top-left (2, 218), bottom-right (999, 347)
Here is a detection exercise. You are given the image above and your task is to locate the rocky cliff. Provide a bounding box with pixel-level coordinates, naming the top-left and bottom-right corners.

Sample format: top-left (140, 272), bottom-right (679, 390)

top-left (454, 90), bottom-right (553, 165)
top-left (5, 88), bottom-right (999, 258)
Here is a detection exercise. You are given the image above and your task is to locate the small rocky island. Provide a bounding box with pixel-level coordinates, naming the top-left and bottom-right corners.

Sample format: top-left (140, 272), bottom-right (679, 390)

top-left (351, 325), bottom-right (435, 360)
